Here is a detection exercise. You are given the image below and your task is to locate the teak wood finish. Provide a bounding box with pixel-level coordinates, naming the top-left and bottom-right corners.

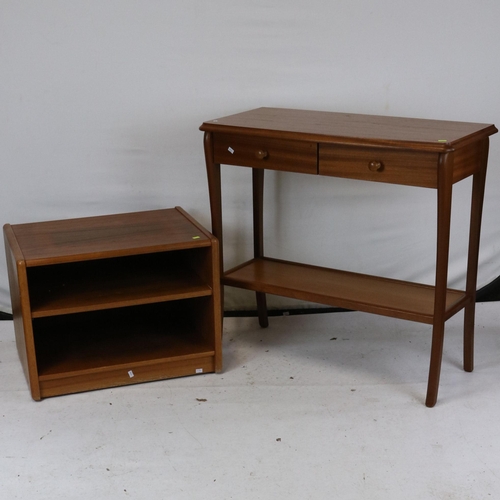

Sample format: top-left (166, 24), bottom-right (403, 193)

top-left (200, 107), bottom-right (497, 407)
top-left (4, 207), bottom-right (222, 400)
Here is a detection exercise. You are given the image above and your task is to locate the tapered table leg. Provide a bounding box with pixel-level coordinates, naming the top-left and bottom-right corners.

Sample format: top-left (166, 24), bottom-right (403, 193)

top-left (204, 132), bottom-right (225, 322)
top-left (463, 138), bottom-right (489, 373)
top-left (426, 152), bottom-right (454, 408)
top-left (253, 168), bottom-right (269, 328)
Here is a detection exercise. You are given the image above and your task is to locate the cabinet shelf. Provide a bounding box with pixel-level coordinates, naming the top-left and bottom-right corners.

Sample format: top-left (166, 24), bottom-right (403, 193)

top-left (34, 300), bottom-right (213, 376)
top-left (28, 251), bottom-right (213, 318)
top-left (223, 257), bottom-right (469, 324)
top-left (33, 301), bottom-right (216, 397)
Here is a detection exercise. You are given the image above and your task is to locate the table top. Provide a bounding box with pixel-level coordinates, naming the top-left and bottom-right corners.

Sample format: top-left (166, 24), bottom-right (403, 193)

top-left (200, 107), bottom-right (497, 152)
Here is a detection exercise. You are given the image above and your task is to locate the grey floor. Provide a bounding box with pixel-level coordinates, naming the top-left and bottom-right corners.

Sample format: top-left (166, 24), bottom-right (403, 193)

top-left (1, 302), bottom-right (500, 499)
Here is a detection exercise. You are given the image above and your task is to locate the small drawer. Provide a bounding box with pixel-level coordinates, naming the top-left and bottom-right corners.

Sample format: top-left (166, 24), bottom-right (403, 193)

top-left (213, 133), bottom-right (318, 174)
top-left (319, 144), bottom-right (439, 188)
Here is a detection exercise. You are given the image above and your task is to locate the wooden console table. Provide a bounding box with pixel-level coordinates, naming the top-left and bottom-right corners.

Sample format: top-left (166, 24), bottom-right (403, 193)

top-left (200, 107), bottom-right (497, 407)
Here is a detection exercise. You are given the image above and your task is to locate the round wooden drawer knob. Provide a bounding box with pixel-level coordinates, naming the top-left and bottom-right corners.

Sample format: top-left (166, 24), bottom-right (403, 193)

top-left (368, 160), bottom-right (384, 172)
top-left (255, 150), bottom-right (268, 160)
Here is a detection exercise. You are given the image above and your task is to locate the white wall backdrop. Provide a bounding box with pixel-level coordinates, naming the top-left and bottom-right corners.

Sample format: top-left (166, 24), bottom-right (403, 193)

top-left (1, 0), bottom-right (500, 313)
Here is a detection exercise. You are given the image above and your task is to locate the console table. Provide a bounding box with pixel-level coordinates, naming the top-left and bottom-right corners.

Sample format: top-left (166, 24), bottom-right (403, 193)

top-left (200, 107), bottom-right (497, 407)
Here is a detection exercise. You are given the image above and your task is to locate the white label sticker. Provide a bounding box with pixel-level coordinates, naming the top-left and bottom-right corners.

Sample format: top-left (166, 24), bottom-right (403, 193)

top-left (196, 368), bottom-right (203, 374)
top-left (228, 147), bottom-right (234, 154)
top-left (128, 370), bottom-right (134, 378)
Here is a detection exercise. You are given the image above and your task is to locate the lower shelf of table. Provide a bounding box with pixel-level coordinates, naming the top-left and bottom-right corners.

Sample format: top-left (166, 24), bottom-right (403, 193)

top-left (223, 257), bottom-right (469, 324)
top-left (32, 300), bottom-right (218, 398)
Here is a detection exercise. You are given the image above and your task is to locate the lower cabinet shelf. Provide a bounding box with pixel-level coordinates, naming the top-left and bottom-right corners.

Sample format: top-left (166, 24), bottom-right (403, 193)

top-left (34, 300), bottom-right (214, 378)
top-left (223, 257), bottom-right (469, 324)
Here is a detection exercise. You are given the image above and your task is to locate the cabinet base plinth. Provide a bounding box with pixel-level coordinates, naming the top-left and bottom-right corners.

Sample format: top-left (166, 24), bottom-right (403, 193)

top-left (38, 355), bottom-right (216, 399)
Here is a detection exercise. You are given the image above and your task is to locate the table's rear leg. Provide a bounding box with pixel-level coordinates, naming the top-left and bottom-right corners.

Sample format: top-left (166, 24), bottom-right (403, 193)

top-left (463, 138), bottom-right (489, 372)
top-left (253, 168), bottom-right (269, 328)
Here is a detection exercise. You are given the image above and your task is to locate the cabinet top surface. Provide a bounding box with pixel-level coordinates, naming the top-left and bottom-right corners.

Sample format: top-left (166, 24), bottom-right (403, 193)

top-left (5, 208), bottom-right (212, 265)
top-left (200, 107), bottom-right (497, 151)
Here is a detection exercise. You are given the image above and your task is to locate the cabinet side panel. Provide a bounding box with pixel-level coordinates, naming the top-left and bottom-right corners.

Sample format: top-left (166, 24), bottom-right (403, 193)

top-left (185, 242), bottom-right (222, 372)
top-left (3, 226), bottom-right (41, 400)
top-left (211, 238), bottom-right (222, 372)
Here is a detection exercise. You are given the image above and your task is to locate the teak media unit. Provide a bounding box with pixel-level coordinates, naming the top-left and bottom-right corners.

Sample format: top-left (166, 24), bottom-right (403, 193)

top-left (200, 107), bottom-right (497, 407)
top-left (4, 207), bottom-right (222, 400)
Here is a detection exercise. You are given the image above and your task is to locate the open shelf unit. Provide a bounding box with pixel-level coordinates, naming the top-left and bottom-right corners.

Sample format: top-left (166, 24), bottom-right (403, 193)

top-left (4, 207), bottom-right (221, 400)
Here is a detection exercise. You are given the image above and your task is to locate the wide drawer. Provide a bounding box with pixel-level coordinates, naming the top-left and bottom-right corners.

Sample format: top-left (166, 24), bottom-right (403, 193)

top-left (319, 144), bottom-right (439, 187)
top-left (213, 133), bottom-right (318, 174)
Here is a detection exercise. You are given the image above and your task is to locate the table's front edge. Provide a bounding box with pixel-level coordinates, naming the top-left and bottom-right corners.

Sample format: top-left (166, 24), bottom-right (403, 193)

top-left (200, 123), bottom-right (497, 153)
